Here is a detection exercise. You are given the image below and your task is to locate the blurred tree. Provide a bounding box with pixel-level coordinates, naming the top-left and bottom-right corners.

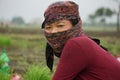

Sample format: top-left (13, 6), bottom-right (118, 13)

top-left (95, 7), bottom-right (105, 17)
top-left (109, 0), bottom-right (120, 32)
top-left (12, 16), bottom-right (25, 25)
top-left (115, 0), bottom-right (120, 32)
top-left (117, 4), bottom-right (120, 32)
top-left (88, 7), bottom-right (115, 25)
top-left (95, 7), bottom-right (114, 23)
top-left (88, 14), bottom-right (96, 24)
top-left (95, 8), bottom-right (114, 17)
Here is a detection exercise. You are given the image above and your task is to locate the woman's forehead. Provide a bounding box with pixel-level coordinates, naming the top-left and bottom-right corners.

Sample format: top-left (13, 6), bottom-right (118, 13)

top-left (45, 20), bottom-right (71, 26)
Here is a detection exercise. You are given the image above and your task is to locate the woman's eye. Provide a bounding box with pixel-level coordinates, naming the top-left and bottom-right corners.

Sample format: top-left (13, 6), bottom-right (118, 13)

top-left (57, 25), bottom-right (64, 28)
top-left (45, 26), bottom-right (51, 30)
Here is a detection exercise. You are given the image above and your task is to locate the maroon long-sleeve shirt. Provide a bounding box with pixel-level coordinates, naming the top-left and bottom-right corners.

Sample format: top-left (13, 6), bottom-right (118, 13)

top-left (52, 35), bottom-right (120, 80)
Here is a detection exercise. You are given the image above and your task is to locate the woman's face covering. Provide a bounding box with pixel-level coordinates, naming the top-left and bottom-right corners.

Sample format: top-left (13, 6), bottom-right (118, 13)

top-left (44, 20), bottom-right (73, 33)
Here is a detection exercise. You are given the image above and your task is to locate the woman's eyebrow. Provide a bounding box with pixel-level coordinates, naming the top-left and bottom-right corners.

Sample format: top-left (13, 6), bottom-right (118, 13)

top-left (57, 21), bottom-right (65, 24)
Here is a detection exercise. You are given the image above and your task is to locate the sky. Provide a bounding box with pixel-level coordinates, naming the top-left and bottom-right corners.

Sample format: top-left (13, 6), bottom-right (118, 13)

top-left (0, 0), bottom-right (118, 23)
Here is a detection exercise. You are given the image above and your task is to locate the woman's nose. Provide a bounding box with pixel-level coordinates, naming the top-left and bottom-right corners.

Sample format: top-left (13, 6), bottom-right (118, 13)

top-left (51, 27), bottom-right (58, 33)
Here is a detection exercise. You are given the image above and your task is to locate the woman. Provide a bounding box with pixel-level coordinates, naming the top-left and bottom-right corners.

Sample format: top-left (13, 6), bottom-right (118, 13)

top-left (42, 1), bottom-right (120, 80)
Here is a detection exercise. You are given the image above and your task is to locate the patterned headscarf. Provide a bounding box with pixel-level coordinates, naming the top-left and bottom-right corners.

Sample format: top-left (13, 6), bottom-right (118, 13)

top-left (42, 1), bottom-right (83, 71)
top-left (42, 1), bottom-right (80, 28)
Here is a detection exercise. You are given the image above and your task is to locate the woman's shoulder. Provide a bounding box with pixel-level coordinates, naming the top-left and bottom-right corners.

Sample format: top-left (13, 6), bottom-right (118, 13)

top-left (69, 35), bottom-right (91, 44)
top-left (66, 34), bottom-right (95, 49)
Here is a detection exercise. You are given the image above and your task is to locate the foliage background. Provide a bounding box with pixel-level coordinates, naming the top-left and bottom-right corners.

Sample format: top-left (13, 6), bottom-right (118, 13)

top-left (0, 25), bottom-right (120, 79)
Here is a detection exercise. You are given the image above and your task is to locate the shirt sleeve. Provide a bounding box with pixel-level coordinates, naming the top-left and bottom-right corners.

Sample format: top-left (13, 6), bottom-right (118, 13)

top-left (52, 39), bottom-right (91, 80)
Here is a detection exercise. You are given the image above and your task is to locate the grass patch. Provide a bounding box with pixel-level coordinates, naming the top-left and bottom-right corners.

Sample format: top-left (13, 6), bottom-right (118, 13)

top-left (0, 35), bottom-right (11, 48)
top-left (23, 64), bottom-right (52, 80)
top-left (99, 37), bottom-right (120, 56)
top-left (83, 26), bottom-right (116, 32)
top-left (0, 72), bottom-right (12, 80)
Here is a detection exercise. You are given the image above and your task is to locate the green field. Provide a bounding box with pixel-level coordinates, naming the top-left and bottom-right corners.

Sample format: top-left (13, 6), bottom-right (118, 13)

top-left (0, 26), bottom-right (120, 78)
